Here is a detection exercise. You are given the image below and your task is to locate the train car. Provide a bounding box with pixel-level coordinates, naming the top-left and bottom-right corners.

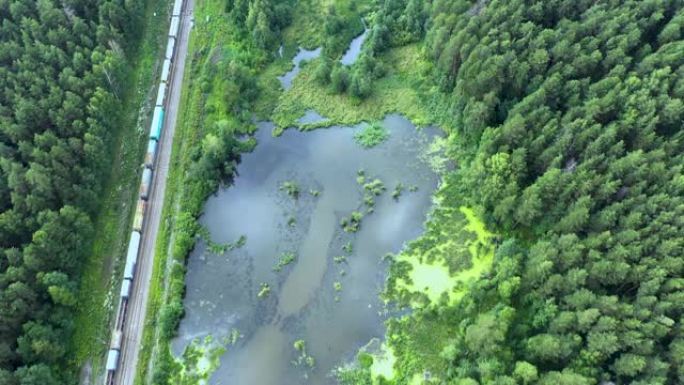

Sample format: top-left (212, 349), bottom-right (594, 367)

top-left (105, 349), bottom-right (120, 371)
top-left (149, 106), bottom-right (164, 141)
top-left (111, 330), bottom-right (123, 351)
top-left (120, 278), bottom-right (132, 299)
top-left (144, 139), bottom-right (158, 169)
top-left (133, 199), bottom-right (146, 232)
top-left (123, 231), bottom-right (141, 280)
top-left (172, 0), bottom-right (183, 17)
top-left (140, 168), bottom-right (153, 200)
top-left (156, 82), bottom-right (167, 107)
top-left (169, 15), bottom-right (180, 39)
top-left (165, 36), bottom-right (176, 60)
top-left (161, 59), bottom-right (172, 84)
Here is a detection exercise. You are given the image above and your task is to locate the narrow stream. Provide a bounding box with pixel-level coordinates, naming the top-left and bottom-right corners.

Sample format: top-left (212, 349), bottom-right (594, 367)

top-left (340, 29), bottom-right (368, 66)
top-left (173, 114), bottom-right (440, 384)
top-left (278, 47), bottom-right (322, 90)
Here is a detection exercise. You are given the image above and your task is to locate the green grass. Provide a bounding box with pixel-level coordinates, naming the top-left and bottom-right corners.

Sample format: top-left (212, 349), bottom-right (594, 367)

top-left (68, 0), bottom-right (171, 378)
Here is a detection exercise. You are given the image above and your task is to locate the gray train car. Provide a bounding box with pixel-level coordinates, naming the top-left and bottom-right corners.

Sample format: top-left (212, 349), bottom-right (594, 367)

top-left (140, 168), bottom-right (153, 200)
top-left (161, 59), bottom-right (172, 84)
top-left (144, 139), bottom-right (158, 169)
top-left (123, 231), bottom-right (141, 280)
top-left (156, 82), bottom-right (167, 107)
top-left (169, 16), bottom-right (180, 39)
top-left (165, 36), bottom-right (176, 60)
top-left (110, 330), bottom-right (123, 351)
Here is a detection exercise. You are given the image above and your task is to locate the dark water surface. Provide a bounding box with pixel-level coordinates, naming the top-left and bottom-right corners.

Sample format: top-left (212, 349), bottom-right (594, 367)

top-left (173, 115), bottom-right (439, 384)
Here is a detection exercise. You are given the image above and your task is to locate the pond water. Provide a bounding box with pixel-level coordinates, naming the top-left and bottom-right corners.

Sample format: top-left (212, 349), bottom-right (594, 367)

top-left (173, 114), bottom-right (440, 384)
top-left (298, 110), bottom-right (329, 125)
top-left (278, 47), bottom-right (322, 90)
top-left (340, 29), bottom-right (368, 66)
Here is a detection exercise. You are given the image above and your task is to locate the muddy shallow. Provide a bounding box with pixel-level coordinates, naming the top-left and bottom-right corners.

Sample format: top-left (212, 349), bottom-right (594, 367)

top-left (173, 114), bottom-right (440, 384)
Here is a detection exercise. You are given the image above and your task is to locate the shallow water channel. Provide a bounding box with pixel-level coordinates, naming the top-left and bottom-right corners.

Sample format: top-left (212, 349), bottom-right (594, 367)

top-left (278, 47), bottom-right (321, 90)
top-left (173, 115), bottom-right (440, 384)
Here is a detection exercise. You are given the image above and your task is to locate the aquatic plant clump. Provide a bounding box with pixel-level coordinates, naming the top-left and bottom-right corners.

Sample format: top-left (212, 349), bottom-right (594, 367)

top-left (341, 211), bottom-right (364, 232)
top-left (274, 252), bottom-right (297, 271)
top-left (280, 180), bottom-right (300, 199)
top-left (354, 122), bottom-right (389, 148)
top-left (257, 283), bottom-right (271, 298)
top-left (292, 339), bottom-right (316, 369)
top-left (392, 183), bottom-right (404, 200)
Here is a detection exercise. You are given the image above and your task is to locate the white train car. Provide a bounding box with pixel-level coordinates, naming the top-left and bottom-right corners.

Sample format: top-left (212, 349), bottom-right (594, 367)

top-left (105, 349), bottom-right (120, 371)
top-left (123, 231), bottom-right (141, 280)
top-left (156, 82), bottom-right (167, 107)
top-left (172, 0), bottom-right (183, 17)
top-left (119, 279), bottom-right (132, 299)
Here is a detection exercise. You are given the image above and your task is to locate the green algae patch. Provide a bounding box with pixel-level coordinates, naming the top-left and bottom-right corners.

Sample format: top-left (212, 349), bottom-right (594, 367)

top-left (370, 343), bottom-right (397, 382)
top-left (171, 335), bottom-right (226, 385)
top-left (390, 202), bottom-right (496, 307)
top-left (399, 259), bottom-right (453, 304)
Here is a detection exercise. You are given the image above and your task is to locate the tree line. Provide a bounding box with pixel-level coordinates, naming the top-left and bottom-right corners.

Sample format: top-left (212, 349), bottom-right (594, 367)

top-left (403, 0), bottom-right (684, 384)
top-left (0, 0), bottom-right (145, 383)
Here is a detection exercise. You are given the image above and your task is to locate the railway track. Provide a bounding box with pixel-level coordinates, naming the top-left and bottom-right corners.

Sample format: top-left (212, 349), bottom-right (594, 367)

top-left (102, 0), bottom-right (194, 383)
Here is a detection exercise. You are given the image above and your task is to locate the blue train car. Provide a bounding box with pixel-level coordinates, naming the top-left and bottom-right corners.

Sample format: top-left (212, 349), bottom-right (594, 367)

top-left (149, 106), bottom-right (164, 141)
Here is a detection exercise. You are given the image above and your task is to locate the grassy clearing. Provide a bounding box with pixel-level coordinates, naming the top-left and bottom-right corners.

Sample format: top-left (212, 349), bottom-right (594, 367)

top-left (68, 0), bottom-right (170, 377)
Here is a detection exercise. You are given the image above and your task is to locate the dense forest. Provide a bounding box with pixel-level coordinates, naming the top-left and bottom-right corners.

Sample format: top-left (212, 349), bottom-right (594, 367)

top-left (0, 0), bottom-right (144, 383)
top-left (350, 0), bottom-right (684, 384)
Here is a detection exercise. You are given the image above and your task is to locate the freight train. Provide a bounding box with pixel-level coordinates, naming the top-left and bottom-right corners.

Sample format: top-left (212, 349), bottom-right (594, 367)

top-left (104, 0), bottom-right (185, 383)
